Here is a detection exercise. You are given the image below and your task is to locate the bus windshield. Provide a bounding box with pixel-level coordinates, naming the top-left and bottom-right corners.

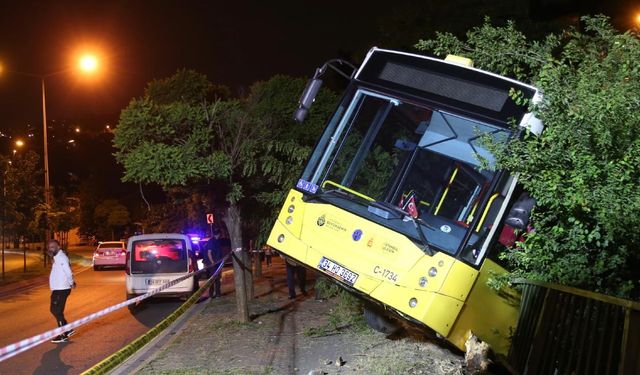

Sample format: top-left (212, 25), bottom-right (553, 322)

top-left (304, 89), bottom-right (511, 255)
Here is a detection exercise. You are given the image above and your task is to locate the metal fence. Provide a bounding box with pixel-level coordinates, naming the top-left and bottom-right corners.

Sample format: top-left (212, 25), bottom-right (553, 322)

top-left (508, 279), bottom-right (640, 375)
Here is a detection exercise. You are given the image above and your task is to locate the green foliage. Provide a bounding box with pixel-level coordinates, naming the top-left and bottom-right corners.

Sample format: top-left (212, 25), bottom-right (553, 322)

top-left (417, 16), bottom-right (640, 298)
top-left (244, 76), bottom-right (338, 243)
top-left (2, 151), bottom-right (42, 239)
top-left (94, 199), bottom-right (131, 240)
top-left (114, 97), bottom-right (230, 187)
top-left (144, 69), bottom-right (212, 105)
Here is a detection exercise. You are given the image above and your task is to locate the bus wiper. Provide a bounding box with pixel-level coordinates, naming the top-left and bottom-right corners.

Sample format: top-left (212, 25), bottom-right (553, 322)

top-left (410, 217), bottom-right (435, 257)
top-left (303, 188), bottom-right (360, 203)
top-left (367, 201), bottom-right (435, 256)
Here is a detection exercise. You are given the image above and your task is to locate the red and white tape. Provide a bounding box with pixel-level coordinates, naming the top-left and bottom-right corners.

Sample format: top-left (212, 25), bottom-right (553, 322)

top-left (0, 255), bottom-right (228, 363)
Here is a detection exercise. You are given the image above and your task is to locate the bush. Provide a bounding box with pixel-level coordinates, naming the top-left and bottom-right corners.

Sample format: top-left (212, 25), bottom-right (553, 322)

top-left (417, 16), bottom-right (640, 299)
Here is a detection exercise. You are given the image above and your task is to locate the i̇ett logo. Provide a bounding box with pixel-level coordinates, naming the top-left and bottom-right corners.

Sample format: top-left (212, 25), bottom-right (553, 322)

top-left (352, 229), bottom-right (363, 241)
top-left (317, 215), bottom-right (326, 226)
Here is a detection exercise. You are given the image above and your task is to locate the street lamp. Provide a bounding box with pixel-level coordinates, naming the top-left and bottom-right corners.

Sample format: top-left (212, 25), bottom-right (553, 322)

top-left (1, 52), bottom-right (100, 264)
top-left (79, 55), bottom-right (98, 73)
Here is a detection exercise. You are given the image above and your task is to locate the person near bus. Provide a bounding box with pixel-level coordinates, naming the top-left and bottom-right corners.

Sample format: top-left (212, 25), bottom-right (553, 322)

top-left (264, 245), bottom-right (273, 267)
top-left (48, 239), bottom-right (77, 343)
top-left (284, 258), bottom-right (306, 299)
top-left (203, 230), bottom-right (223, 298)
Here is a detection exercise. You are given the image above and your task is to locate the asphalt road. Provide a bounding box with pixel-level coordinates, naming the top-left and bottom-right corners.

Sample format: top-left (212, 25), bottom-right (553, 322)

top-left (0, 247), bottom-right (185, 375)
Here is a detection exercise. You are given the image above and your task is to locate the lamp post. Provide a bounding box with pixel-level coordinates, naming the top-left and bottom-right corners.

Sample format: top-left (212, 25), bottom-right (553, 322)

top-left (1, 53), bottom-right (100, 266)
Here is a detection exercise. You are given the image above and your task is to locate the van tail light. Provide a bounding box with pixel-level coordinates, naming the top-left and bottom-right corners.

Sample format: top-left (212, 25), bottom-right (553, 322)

top-left (125, 251), bottom-right (131, 275)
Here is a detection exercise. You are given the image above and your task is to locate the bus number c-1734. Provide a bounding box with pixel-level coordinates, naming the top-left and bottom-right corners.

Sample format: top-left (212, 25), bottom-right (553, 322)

top-left (373, 266), bottom-right (398, 283)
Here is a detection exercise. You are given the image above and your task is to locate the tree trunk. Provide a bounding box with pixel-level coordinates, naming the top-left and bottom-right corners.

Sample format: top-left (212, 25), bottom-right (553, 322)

top-left (252, 240), bottom-right (262, 278)
top-left (224, 204), bottom-right (250, 322)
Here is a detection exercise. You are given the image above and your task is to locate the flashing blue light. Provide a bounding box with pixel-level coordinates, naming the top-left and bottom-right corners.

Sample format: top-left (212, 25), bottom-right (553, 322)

top-left (190, 236), bottom-right (201, 244)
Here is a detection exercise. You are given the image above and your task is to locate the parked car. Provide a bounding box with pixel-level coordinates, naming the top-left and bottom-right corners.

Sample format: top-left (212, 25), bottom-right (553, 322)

top-left (92, 241), bottom-right (126, 270)
top-left (125, 233), bottom-right (198, 310)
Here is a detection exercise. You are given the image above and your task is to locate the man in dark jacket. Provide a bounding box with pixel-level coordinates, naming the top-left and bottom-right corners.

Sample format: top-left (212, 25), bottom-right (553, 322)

top-left (285, 258), bottom-right (306, 299)
top-left (203, 230), bottom-right (223, 298)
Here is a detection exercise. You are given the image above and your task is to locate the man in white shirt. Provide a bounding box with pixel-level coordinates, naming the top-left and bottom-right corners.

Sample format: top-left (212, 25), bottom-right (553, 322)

top-left (48, 239), bottom-right (77, 343)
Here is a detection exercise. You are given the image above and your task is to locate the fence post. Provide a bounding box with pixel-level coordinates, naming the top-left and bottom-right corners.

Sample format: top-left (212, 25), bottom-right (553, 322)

top-left (253, 240), bottom-right (262, 278)
top-left (243, 248), bottom-right (253, 299)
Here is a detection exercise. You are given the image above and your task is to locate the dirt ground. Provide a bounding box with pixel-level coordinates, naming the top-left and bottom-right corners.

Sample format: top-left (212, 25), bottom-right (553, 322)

top-left (135, 258), bottom-right (465, 375)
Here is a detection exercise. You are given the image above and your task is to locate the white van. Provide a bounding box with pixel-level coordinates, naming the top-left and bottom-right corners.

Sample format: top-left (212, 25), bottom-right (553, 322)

top-left (125, 233), bottom-right (197, 303)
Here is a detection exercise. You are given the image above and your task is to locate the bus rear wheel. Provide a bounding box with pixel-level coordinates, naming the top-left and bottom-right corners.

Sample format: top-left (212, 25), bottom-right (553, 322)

top-left (364, 305), bottom-right (399, 335)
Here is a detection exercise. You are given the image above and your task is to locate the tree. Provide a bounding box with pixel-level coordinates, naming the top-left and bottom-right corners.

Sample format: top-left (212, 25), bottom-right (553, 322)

top-left (416, 16), bottom-right (640, 298)
top-left (94, 199), bottom-right (131, 240)
top-left (245, 75), bottom-right (338, 240)
top-left (114, 70), bottom-right (254, 251)
top-left (2, 151), bottom-right (42, 245)
top-left (114, 71), bottom-right (337, 251)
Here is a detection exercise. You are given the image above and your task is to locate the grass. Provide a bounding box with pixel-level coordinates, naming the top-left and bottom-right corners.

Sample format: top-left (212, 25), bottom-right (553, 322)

top-left (139, 368), bottom-right (269, 375)
top-left (367, 352), bottom-right (413, 375)
top-left (304, 278), bottom-right (368, 337)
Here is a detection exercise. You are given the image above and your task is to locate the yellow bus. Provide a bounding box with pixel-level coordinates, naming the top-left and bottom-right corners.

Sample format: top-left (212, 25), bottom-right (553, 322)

top-left (267, 48), bottom-right (543, 356)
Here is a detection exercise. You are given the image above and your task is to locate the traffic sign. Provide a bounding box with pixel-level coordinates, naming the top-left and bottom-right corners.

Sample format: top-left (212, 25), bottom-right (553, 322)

top-left (206, 213), bottom-right (214, 224)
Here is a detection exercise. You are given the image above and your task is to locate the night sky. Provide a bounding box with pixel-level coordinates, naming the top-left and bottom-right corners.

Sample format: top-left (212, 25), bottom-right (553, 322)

top-left (0, 0), bottom-right (388, 138)
top-left (0, 0), bottom-right (634, 173)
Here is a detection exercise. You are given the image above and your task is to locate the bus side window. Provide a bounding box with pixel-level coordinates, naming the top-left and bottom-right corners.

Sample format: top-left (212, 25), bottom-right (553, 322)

top-left (487, 191), bottom-right (535, 269)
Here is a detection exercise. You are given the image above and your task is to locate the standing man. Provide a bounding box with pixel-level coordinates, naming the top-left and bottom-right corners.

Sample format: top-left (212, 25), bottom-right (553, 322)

top-left (48, 239), bottom-right (76, 343)
top-left (204, 229), bottom-right (223, 298)
top-left (263, 245), bottom-right (272, 267)
top-left (285, 257), bottom-right (307, 300)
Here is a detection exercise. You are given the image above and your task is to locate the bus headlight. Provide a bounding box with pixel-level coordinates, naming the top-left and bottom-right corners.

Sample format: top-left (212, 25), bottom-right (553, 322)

top-left (278, 234), bottom-right (285, 243)
top-left (428, 267), bottom-right (438, 277)
top-left (287, 204), bottom-right (295, 213)
top-left (286, 216), bottom-right (293, 225)
top-left (419, 277), bottom-right (428, 287)
top-left (409, 298), bottom-right (418, 308)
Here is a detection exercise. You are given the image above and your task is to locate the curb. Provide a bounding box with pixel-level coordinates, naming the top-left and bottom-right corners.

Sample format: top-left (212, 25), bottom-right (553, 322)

top-left (108, 295), bottom-right (208, 375)
top-left (81, 276), bottom-right (216, 375)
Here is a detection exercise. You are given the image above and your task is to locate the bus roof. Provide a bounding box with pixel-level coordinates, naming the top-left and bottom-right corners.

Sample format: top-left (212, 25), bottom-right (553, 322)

top-left (354, 47), bottom-right (541, 127)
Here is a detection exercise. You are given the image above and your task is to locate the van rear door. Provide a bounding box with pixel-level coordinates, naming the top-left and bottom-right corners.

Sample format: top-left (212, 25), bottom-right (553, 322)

top-left (129, 238), bottom-right (193, 294)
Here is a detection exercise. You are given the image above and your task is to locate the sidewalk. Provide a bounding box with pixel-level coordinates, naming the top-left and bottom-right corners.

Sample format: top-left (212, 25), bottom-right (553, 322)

top-left (126, 258), bottom-right (464, 375)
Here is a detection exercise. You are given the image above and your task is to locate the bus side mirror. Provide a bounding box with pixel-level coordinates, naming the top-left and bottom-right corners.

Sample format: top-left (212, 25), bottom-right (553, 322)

top-left (504, 192), bottom-right (536, 231)
top-left (293, 76), bottom-right (323, 123)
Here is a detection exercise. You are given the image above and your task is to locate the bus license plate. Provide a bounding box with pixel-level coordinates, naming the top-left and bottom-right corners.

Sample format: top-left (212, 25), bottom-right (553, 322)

top-left (146, 279), bottom-right (168, 286)
top-left (318, 257), bottom-right (359, 285)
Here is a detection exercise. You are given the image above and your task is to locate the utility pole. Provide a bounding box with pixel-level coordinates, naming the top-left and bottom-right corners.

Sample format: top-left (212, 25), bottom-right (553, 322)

top-left (42, 78), bottom-right (50, 267)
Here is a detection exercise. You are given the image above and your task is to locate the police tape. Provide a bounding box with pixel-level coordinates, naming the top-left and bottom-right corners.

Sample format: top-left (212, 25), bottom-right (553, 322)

top-left (81, 264), bottom-right (223, 375)
top-left (0, 253), bottom-right (230, 363)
